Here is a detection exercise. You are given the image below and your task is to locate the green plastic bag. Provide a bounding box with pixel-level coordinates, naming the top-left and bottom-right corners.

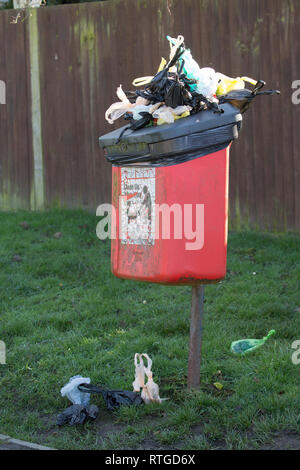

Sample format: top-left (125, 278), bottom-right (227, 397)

top-left (230, 330), bottom-right (276, 355)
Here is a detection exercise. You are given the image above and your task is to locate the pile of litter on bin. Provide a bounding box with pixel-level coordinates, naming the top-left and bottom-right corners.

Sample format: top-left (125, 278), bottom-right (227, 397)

top-left (105, 34), bottom-right (280, 138)
top-left (57, 353), bottom-right (165, 426)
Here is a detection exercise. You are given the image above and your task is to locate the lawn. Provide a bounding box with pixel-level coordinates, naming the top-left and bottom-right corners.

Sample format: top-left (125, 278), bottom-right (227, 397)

top-left (0, 209), bottom-right (299, 450)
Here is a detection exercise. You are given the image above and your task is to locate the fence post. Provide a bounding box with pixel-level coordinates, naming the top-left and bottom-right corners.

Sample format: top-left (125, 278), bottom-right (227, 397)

top-left (28, 8), bottom-right (45, 210)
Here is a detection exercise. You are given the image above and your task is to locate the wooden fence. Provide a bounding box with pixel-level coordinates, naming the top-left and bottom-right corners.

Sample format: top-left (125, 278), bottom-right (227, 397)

top-left (0, 0), bottom-right (299, 231)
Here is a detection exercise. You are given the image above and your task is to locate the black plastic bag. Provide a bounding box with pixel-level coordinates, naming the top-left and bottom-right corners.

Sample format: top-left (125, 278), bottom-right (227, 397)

top-left (115, 112), bottom-right (153, 144)
top-left (78, 383), bottom-right (144, 411)
top-left (144, 44), bottom-right (185, 102)
top-left (219, 80), bottom-right (280, 113)
top-left (57, 404), bottom-right (99, 426)
top-left (190, 92), bottom-right (224, 114)
top-left (130, 112), bottom-right (153, 130)
top-left (164, 78), bottom-right (190, 108)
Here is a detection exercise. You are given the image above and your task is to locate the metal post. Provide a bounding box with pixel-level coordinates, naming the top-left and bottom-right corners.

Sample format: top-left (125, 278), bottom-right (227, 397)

top-left (187, 285), bottom-right (204, 388)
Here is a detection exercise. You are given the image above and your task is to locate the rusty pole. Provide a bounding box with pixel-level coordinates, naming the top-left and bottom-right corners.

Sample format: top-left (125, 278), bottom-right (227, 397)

top-left (187, 285), bottom-right (204, 388)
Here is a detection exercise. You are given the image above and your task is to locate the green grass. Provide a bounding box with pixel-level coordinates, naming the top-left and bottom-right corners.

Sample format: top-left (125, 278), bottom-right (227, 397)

top-left (0, 209), bottom-right (299, 450)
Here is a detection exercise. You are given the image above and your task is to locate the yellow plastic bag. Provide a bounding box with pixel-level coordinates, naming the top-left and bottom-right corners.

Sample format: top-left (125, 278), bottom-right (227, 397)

top-left (216, 73), bottom-right (257, 96)
top-left (153, 105), bottom-right (191, 125)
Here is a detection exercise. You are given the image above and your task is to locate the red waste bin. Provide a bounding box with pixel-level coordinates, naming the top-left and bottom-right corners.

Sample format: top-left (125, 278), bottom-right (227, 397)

top-left (99, 103), bottom-right (242, 285)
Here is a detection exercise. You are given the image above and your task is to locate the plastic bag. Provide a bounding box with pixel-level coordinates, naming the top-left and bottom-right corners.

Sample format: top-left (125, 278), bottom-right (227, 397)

top-left (156, 110), bottom-right (190, 126)
top-left (219, 81), bottom-right (280, 113)
top-left (166, 35), bottom-right (201, 84)
top-left (78, 383), bottom-right (144, 411)
top-left (166, 36), bottom-right (218, 101)
top-left (60, 375), bottom-right (91, 406)
top-left (141, 354), bottom-right (162, 404)
top-left (105, 85), bottom-right (150, 124)
top-left (194, 67), bottom-right (218, 101)
top-left (132, 353), bottom-right (164, 404)
top-left (164, 77), bottom-right (191, 108)
top-left (132, 58), bottom-right (167, 87)
top-left (144, 43), bottom-right (185, 100)
top-left (216, 73), bottom-right (258, 96)
top-left (57, 404), bottom-right (99, 426)
top-left (231, 329), bottom-right (276, 355)
top-left (131, 104), bottom-right (154, 120)
top-left (180, 49), bottom-right (202, 85)
top-left (152, 105), bottom-right (191, 124)
top-left (132, 353), bottom-right (145, 392)
top-left (105, 84), bottom-right (131, 124)
top-left (103, 34), bottom-right (279, 134)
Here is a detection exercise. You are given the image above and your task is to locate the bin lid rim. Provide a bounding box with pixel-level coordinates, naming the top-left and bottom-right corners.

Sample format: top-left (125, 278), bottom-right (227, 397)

top-left (99, 103), bottom-right (242, 148)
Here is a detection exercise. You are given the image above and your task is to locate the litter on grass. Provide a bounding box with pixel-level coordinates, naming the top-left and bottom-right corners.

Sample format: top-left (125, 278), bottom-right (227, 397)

top-left (230, 329), bottom-right (276, 355)
top-left (57, 404), bottom-right (99, 426)
top-left (60, 375), bottom-right (91, 406)
top-left (132, 353), bottom-right (165, 404)
top-left (78, 383), bottom-right (144, 411)
top-left (57, 354), bottom-right (163, 425)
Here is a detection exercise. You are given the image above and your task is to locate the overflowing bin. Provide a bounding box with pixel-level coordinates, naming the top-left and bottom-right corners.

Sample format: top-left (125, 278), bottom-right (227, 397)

top-left (99, 103), bottom-right (242, 285)
top-left (98, 34), bottom-right (280, 388)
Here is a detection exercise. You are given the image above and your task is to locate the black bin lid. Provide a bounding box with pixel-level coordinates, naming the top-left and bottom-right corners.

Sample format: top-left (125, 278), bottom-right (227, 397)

top-left (99, 103), bottom-right (242, 148)
top-left (99, 103), bottom-right (242, 166)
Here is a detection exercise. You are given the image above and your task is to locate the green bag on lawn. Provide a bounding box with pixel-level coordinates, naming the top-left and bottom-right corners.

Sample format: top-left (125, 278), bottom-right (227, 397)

top-left (231, 330), bottom-right (276, 355)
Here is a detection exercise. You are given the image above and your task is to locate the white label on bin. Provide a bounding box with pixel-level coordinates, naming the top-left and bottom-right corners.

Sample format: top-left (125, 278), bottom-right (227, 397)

top-left (120, 167), bottom-right (156, 246)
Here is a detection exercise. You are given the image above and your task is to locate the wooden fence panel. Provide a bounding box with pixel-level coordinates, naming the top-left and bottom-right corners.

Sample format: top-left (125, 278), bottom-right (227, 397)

top-left (0, 0), bottom-right (299, 232)
top-left (0, 11), bottom-right (32, 210)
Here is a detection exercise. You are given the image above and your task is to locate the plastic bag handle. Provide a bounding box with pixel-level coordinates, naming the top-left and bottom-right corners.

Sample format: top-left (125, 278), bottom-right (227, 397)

top-left (252, 80), bottom-right (266, 95)
top-left (78, 383), bottom-right (139, 395)
top-left (132, 76), bottom-right (154, 87)
top-left (132, 58), bottom-right (167, 87)
top-left (241, 76), bottom-right (257, 86)
top-left (78, 383), bottom-right (104, 394)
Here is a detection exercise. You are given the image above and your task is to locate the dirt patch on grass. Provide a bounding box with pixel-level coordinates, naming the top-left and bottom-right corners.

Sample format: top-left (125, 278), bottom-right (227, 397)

top-left (259, 431), bottom-right (300, 450)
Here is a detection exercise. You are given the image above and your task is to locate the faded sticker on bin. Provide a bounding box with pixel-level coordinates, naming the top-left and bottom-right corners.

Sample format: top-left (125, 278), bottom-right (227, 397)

top-left (120, 167), bottom-right (156, 246)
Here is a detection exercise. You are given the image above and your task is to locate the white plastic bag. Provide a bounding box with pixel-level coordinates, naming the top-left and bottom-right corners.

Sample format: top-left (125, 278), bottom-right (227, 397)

top-left (61, 375), bottom-right (91, 406)
top-left (105, 85), bottom-right (150, 124)
top-left (195, 67), bottom-right (219, 101)
top-left (152, 105), bottom-right (191, 124)
top-left (132, 353), bottom-right (164, 404)
top-left (132, 353), bottom-right (145, 392)
top-left (141, 354), bottom-right (162, 404)
top-left (131, 104), bottom-right (153, 120)
top-left (167, 34), bottom-right (184, 73)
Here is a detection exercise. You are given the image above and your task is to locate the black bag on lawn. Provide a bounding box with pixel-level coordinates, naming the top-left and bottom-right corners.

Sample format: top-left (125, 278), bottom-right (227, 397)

top-left (78, 383), bottom-right (144, 411)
